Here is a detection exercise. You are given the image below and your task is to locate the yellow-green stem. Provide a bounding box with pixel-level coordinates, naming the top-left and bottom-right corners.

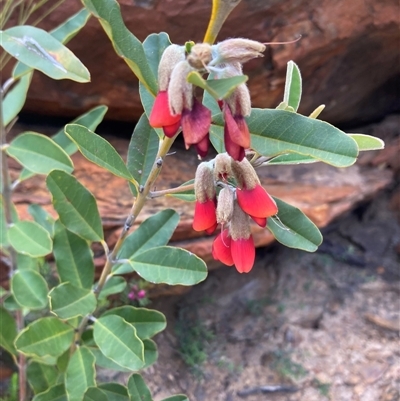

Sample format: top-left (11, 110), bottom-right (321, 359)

top-left (149, 183), bottom-right (195, 199)
top-left (203, 0), bottom-right (242, 44)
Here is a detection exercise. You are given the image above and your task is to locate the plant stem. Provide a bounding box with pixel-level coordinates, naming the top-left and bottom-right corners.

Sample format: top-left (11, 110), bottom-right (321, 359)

top-left (74, 135), bottom-right (177, 344)
top-left (149, 183), bottom-right (195, 198)
top-left (203, 0), bottom-right (242, 44)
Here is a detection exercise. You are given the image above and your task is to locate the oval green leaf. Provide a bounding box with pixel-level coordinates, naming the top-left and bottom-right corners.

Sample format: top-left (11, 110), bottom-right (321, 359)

top-left (97, 276), bottom-right (126, 300)
top-left (27, 362), bottom-right (58, 395)
top-left (93, 315), bottom-right (144, 371)
top-left (187, 71), bottom-right (248, 100)
top-left (127, 374), bottom-right (153, 401)
top-left (32, 384), bottom-right (67, 401)
top-left (83, 387), bottom-right (108, 401)
top-left (143, 32), bottom-right (172, 82)
top-left (127, 113), bottom-right (159, 196)
top-left (53, 221), bottom-right (94, 289)
top-left (52, 105), bottom-right (109, 157)
top-left (348, 133), bottom-right (385, 151)
top-left (49, 283), bottom-right (96, 319)
top-left (90, 347), bottom-right (131, 372)
top-left (82, 0), bottom-right (157, 94)
top-left (283, 61), bottom-right (302, 111)
top-left (46, 170), bottom-right (103, 242)
top-left (1, 26), bottom-right (90, 82)
top-left (15, 317), bottom-right (74, 359)
top-left (65, 347), bottom-right (96, 401)
top-left (28, 204), bottom-right (55, 237)
top-left (65, 124), bottom-right (133, 180)
top-left (11, 270), bottom-right (48, 309)
top-left (114, 209), bottom-right (180, 275)
top-left (247, 109), bottom-right (359, 167)
top-left (98, 383), bottom-right (129, 401)
top-left (13, 8), bottom-right (92, 80)
top-left (6, 132), bottom-right (74, 174)
top-left (8, 220), bottom-right (52, 257)
top-left (267, 197), bottom-right (323, 252)
top-left (103, 306), bottom-right (166, 340)
top-left (143, 339), bottom-right (158, 368)
top-left (130, 246), bottom-right (207, 286)
top-left (0, 307), bottom-right (17, 355)
top-left (3, 72), bottom-right (33, 126)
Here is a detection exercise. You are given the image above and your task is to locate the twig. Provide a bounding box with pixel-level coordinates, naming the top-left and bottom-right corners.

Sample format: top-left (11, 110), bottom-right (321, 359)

top-left (237, 384), bottom-right (298, 397)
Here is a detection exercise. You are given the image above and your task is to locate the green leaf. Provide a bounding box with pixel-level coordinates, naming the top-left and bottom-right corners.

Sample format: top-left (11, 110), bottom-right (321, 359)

top-left (130, 246), bottom-right (207, 286)
top-left (160, 397), bottom-right (189, 401)
top-left (93, 315), bottom-right (144, 371)
top-left (11, 270), bottom-right (48, 309)
top-left (1, 26), bottom-right (90, 82)
top-left (53, 105), bottom-right (109, 156)
top-left (187, 71), bottom-right (248, 100)
top-left (13, 8), bottom-right (92, 80)
top-left (114, 209), bottom-right (179, 275)
top-left (348, 133), bottom-right (385, 151)
top-left (90, 347), bottom-right (131, 372)
top-left (246, 109), bottom-right (359, 167)
top-left (15, 317), bottom-right (74, 359)
top-left (3, 294), bottom-right (21, 311)
top-left (53, 221), bottom-right (94, 289)
top-left (6, 132), bottom-right (74, 174)
top-left (32, 384), bottom-right (67, 401)
top-left (82, 0), bottom-right (157, 95)
top-left (3, 72), bottom-right (33, 126)
top-left (27, 362), bottom-right (58, 394)
top-left (142, 32), bottom-right (172, 81)
top-left (28, 204), bottom-right (55, 237)
top-left (46, 170), bottom-right (103, 242)
top-left (168, 179), bottom-right (195, 201)
top-left (65, 124), bottom-right (133, 180)
top-left (266, 153), bottom-right (318, 165)
top-left (143, 339), bottom-right (158, 368)
top-left (127, 114), bottom-right (159, 196)
top-left (16, 253), bottom-right (39, 271)
top-left (0, 196), bottom-right (10, 248)
top-left (103, 306), bottom-right (166, 340)
top-left (283, 61), bottom-right (302, 111)
top-left (83, 387), bottom-right (107, 401)
top-left (51, 8), bottom-right (91, 43)
top-left (98, 383), bottom-right (129, 401)
top-left (0, 307), bottom-right (17, 355)
top-left (8, 220), bottom-right (52, 257)
top-left (49, 283), bottom-right (96, 319)
top-left (97, 276), bottom-right (126, 300)
top-left (127, 374), bottom-right (153, 401)
top-left (65, 347), bottom-right (96, 401)
top-left (267, 197), bottom-right (322, 252)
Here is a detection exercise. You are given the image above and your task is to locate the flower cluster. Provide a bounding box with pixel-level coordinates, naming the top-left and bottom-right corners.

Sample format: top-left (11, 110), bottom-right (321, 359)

top-left (149, 39), bottom-right (266, 160)
top-left (192, 154), bottom-right (278, 273)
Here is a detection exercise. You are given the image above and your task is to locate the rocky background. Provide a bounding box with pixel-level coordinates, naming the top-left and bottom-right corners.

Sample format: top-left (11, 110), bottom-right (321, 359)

top-left (1, 0), bottom-right (399, 399)
top-left (3, 0), bottom-right (400, 126)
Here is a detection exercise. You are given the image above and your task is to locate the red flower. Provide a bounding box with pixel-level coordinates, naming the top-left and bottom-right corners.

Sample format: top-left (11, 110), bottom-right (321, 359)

top-left (236, 184), bottom-right (278, 218)
top-left (223, 103), bottom-right (250, 161)
top-left (192, 199), bottom-right (217, 233)
top-left (212, 229), bottom-right (234, 266)
top-left (149, 91), bottom-right (181, 137)
top-left (212, 229), bottom-right (256, 273)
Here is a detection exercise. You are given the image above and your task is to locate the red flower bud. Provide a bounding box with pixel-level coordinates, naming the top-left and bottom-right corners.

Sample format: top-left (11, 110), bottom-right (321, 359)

top-left (149, 91), bottom-right (181, 129)
top-left (192, 199), bottom-right (217, 232)
top-left (231, 236), bottom-right (255, 273)
top-left (212, 229), bottom-right (234, 266)
top-left (236, 184), bottom-right (277, 218)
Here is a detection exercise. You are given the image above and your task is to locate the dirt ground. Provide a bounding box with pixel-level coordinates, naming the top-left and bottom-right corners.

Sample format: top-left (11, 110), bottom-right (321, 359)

top-left (99, 181), bottom-right (400, 401)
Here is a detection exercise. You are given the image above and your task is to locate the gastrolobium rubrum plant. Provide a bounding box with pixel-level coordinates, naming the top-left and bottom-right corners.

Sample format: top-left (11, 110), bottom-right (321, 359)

top-left (0, 0), bottom-right (385, 400)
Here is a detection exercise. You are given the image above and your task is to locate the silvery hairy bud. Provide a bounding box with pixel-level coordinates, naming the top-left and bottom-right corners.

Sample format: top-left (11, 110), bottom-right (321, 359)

top-left (158, 44), bottom-right (186, 91)
top-left (214, 153), bottom-right (232, 181)
top-left (216, 187), bottom-right (234, 225)
top-left (187, 43), bottom-right (213, 69)
top-left (210, 38), bottom-right (266, 66)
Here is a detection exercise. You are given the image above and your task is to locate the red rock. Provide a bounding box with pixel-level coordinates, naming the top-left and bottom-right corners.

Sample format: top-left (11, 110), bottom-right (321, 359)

top-left (2, 0), bottom-right (399, 125)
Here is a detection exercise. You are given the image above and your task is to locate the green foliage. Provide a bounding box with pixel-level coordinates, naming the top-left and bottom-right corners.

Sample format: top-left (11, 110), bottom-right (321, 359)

top-left (1, 26), bottom-right (90, 82)
top-left (0, 2), bottom-right (384, 401)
